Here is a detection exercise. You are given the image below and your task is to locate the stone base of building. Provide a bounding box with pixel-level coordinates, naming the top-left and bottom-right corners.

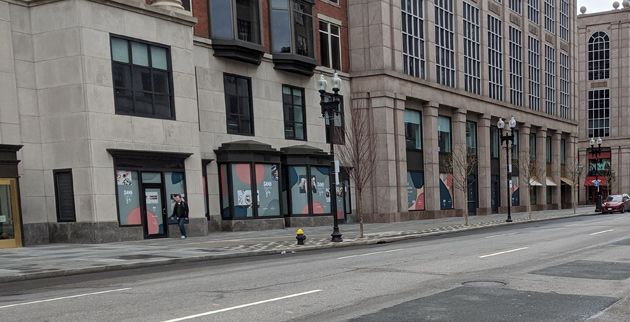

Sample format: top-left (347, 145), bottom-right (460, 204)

top-left (220, 218), bottom-right (285, 231)
top-left (22, 218), bottom-right (209, 245)
top-left (475, 207), bottom-right (493, 216)
top-left (362, 209), bottom-right (464, 223)
top-left (285, 216), bottom-right (333, 227)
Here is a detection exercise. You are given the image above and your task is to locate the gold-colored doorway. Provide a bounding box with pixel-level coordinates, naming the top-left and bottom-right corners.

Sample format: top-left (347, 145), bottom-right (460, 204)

top-left (0, 179), bottom-right (21, 248)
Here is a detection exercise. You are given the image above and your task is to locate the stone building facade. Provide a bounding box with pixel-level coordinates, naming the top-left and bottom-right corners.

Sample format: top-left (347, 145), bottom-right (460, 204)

top-left (577, 5), bottom-right (630, 205)
top-left (0, 0), bottom-right (352, 248)
top-left (349, 0), bottom-right (579, 222)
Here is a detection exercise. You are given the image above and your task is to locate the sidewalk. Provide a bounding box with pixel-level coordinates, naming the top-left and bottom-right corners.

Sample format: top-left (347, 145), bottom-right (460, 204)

top-left (0, 207), bottom-right (597, 283)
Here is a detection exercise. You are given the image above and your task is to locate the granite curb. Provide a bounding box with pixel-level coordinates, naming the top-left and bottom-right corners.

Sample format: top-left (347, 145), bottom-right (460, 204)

top-left (0, 211), bottom-right (599, 284)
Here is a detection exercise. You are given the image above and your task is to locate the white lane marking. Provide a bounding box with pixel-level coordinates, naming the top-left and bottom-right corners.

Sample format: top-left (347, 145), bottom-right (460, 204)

top-left (590, 229), bottom-right (615, 236)
top-left (479, 247), bottom-right (529, 258)
top-left (337, 249), bottom-right (403, 260)
top-left (564, 223), bottom-right (583, 227)
top-left (484, 232), bottom-right (518, 239)
top-left (0, 288), bottom-right (132, 309)
top-left (161, 290), bottom-right (322, 322)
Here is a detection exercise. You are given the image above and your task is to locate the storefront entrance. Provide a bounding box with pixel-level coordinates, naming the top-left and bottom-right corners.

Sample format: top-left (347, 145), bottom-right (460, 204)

top-left (143, 185), bottom-right (167, 238)
top-left (0, 178), bottom-right (21, 249)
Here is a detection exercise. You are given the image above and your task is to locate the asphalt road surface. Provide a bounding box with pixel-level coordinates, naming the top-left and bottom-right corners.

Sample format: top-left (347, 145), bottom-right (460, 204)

top-left (1, 213), bottom-right (630, 322)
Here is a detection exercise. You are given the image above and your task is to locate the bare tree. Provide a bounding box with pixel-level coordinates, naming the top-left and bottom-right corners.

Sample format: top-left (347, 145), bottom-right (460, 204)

top-left (519, 154), bottom-right (545, 220)
top-left (336, 101), bottom-right (377, 238)
top-left (443, 145), bottom-right (478, 226)
top-left (605, 169), bottom-right (617, 196)
top-left (564, 157), bottom-right (584, 215)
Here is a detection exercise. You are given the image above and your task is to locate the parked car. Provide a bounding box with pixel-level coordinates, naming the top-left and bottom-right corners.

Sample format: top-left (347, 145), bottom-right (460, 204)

top-left (602, 194), bottom-right (630, 214)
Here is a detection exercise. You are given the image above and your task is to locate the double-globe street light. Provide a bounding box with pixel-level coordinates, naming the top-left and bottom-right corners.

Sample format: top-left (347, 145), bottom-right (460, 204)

top-left (318, 71), bottom-right (343, 242)
top-left (590, 137), bottom-right (603, 212)
top-left (497, 116), bottom-right (517, 222)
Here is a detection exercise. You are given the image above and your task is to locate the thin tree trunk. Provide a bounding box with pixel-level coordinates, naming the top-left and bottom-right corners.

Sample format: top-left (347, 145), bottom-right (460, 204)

top-left (463, 192), bottom-right (469, 226)
top-left (528, 188), bottom-right (532, 220)
top-left (358, 189), bottom-right (364, 238)
top-left (572, 185), bottom-right (576, 215)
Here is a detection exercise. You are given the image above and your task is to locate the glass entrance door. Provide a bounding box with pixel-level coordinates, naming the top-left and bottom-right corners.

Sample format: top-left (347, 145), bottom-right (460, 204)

top-left (143, 187), bottom-right (167, 238)
top-left (0, 179), bottom-right (21, 248)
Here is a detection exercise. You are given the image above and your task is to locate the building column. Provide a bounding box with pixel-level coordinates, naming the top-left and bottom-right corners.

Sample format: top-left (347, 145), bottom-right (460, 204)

top-left (566, 135), bottom-right (577, 206)
top-left (536, 128), bottom-right (547, 206)
top-left (423, 102), bottom-right (440, 212)
top-left (519, 124), bottom-right (531, 210)
top-left (620, 146), bottom-right (630, 196)
top-left (452, 109), bottom-right (467, 213)
top-left (477, 115), bottom-right (492, 215)
top-left (552, 132), bottom-right (562, 208)
top-left (151, 0), bottom-right (186, 11)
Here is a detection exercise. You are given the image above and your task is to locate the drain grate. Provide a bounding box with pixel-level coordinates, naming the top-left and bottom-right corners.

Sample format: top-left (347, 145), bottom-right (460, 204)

top-left (462, 281), bottom-right (506, 287)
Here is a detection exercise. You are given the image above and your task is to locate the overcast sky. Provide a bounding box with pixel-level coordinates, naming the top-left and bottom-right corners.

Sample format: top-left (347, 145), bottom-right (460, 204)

top-left (577, 0), bottom-right (623, 14)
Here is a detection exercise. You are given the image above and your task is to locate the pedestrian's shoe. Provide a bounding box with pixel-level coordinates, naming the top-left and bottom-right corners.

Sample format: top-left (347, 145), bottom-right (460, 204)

top-left (181, 236), bottom-right (186, 239)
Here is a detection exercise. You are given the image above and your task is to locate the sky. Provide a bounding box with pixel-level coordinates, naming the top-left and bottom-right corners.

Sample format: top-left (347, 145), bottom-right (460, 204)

top-left (577, 0), bottom-right (625, 14)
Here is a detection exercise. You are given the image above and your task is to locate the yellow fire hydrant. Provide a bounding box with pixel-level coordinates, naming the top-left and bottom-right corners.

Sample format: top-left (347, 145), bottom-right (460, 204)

top-left (296, 228), bottom-right (306, 245)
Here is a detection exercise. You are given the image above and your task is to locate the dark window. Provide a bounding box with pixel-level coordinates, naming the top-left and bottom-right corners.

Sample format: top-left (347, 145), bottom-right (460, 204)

top-left (271, 0), bottom-right (315, 58)
top-left (529, 133), bottom-right (536, 161)
top-left (560, 139), bottom-right (566, 164)
top-left (182, 0), bottom-right (191, 11)
top-left (210, 0), bottom-right (261, 44)
top-left (323, 92), bottom-right (344, 144)
top-left (224, 74), bottom-right (254, 136)
top-left (438, 116), bottom-right (451, 153)
top-left (405, 110), bottom-right (422, 150)
top-left (283, 85), bottom-right (306, 140)
top-left (110, 36), bottom-right (174, 119)
top-left (319, 21), bottom-right (341, 70)
top-left (491, 126), bottom-right (499, 158)
top-left (512, 129), bottom-right (519, 160)
top-left (466, 121), bottom-right (477, 155)
top-left (546, 136), bottom-right (551, 163)
top-left (588, 31), bottom-right (609, 80)
top-left (54, 170), bottom-right (76, 222)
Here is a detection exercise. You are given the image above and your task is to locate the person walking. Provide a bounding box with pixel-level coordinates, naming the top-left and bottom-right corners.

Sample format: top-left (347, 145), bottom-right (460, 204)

top-left (170, 194), bottom-right (189, 238)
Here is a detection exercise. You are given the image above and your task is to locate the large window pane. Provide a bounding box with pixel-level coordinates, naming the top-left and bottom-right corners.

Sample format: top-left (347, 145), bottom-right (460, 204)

top-left (256, 164), bottom-right (281, 216)
top-left (236, 0), bottom-right (261, 43)
top-left (466, 121), bottom-right (477, 155)
top-left (232, 163), bottom-right (253, 218)
top-left (438, 116), bottom-right (451, 153)
top-left (165, 172), bottom-right (186, 224)
top-left (407, 171), bottom-right (425, 210)
top-left (311, 167), bottom-right (331, 214)
top-left (491, 126), bottom-right (499, 158)
top-left (293, 2), bottom-right (314, 57)
top-left (151, 46), bottom-right (168, 70)
top-left (211, 0), bottom-right (234, 39)
top-left (220, 164), bottom-right (230, 218)
top-left (224, 74), bottom-right (253, 135)
top-left (116, 170), bottom-right (140, 226)
top-left (272, 2), bottom-right (291, 53)
top-left (282, 85), bottom-right (306, 140)
top-left (111, 38), bottom-right (129, 63)
top-left (405, 110), bottom-right (422, 150)
top-left (289, 166), bottom-right (309, 215)
top-left (131, 42), bottom-right (149, 67)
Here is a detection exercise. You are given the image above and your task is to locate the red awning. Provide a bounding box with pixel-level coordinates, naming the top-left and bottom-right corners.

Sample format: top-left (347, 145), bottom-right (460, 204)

top-left (588, 151), bottom-right (611, 159)
top-left (584, 176), bottom-right (607, 186)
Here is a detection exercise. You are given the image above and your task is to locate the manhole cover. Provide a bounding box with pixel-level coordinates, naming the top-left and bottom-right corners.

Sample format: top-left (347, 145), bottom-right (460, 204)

top-left (462, 281), bottom-right (506, 287)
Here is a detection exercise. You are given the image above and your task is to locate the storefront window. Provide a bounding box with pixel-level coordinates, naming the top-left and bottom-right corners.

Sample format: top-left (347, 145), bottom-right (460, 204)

top-left (232, 163), bottom-right (254, 218)
top-left (256, 164), bottom-right (281, 217)
top-left (220, 164), bottom-right (230, 218)
top-left (289, 166), bottom-right (309, 214)
top-left (405, 110), bottom-right (422, 150)
top-left (438, 116), bottom-right (452, 153)
top-left (439, 173), bottom-right (453, 209)
top-left (407, 171), bottom-right (425, 210)
top-left (311, 167), bottom-right (331, 214)
top-left (116, 170), bottom-right (141, 226)
top-left (165, 172), bottom-right (186, 224)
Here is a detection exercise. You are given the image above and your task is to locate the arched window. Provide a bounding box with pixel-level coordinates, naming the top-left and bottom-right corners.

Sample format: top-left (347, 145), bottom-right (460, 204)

top-left (588, 32), bottom-right (610, 80)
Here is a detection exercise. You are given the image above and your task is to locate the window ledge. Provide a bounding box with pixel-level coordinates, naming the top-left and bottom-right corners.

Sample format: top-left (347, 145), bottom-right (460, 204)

top-left (211, 39), bottom-right (265, 65)
top-left (272, 53), bottom-right (318, 76)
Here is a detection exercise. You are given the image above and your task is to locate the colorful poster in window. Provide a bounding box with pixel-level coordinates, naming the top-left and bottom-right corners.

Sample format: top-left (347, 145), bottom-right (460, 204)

top-left (290, 167), bottom-right (309, 214)
top-left (256, 164), bottom-right (280, 217)
top-left (439, 173), bottom-right (453, 210)
top-left (232, 164), bottom-right (253, 217)
top-left (165, 172), bottom-right (186, 224)
top-left (116, 170), bottom-right (141, 226)
top-left (588, 158), bottom-right (611, 176)
top-left (511, 177), bottom-right (520, 206)
top-left (407, 171), bottom-right (425, 211)
top-left (220, 164), bottom-right (230, 218)
top-left (312, 167), bottom-right (331, 214)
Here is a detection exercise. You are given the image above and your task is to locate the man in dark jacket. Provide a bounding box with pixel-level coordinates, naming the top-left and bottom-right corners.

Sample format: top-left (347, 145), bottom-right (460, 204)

top-left (170, 194), bottom-right (189, 238)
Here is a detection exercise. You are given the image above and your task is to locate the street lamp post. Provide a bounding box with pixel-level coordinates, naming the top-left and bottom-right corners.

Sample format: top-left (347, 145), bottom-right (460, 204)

top-left (590, 137), bottom-right (603, 212)
top-left (318, 72), bottom-right (343, 242)
top-left (497, 116), bottom-right (517, 222)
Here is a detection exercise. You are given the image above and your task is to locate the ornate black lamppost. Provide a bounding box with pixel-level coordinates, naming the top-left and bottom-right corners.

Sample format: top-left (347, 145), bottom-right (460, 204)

top-left (318, 72), bottom-right (343, 242)
top-left (590, 137), bottom-right (603, 212)
top-left (497, 116), bottom-right (517, 222)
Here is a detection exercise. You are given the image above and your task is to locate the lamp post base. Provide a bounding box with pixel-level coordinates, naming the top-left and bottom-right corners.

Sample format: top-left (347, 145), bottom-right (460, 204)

top-left (506, 218), bottom-right (513, 222)
top-left (331, 229), bottom-right (343, 242)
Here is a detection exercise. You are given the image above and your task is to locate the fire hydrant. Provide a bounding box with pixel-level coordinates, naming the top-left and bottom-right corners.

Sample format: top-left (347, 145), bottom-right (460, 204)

top-left (296, 228), bottom-right (306, 245)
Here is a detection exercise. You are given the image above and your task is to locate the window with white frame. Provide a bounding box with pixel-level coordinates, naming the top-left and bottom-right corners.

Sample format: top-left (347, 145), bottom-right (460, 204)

top-left (319, 21), bottom-right (341, 70)
top-left (435, 0), bottom-right (455, 87)
top-left (544, 0), bottom-right (555, 34)
top-left (559, 0), bottom-right (569, 42)
top-left (560, 52), bottom-right (570, 119)
top-left (588, 89), bottom-right (610, 138)
top-left (528, 0), bottom-right (539, 24)
top-left (463, 2), bottom-right (480, 95)
top-left (509, 0), bottom-right (521, 14)
top-left (588, 32), bottom-right (610, 80)
top-left (528, 36), bottom-right (540, 111)
top-left (401, 0), bottom-right (425, 79)
top-left (488, 15), bottom-right (503, 101)
top-left (509, 27), bottom-right (523, 106)
top-left (545, 45), bottom-right (556, 115)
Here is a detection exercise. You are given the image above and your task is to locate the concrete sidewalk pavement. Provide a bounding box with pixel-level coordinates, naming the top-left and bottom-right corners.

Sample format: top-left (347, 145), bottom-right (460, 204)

top-left (0, 207), bottom-right (598, 283)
